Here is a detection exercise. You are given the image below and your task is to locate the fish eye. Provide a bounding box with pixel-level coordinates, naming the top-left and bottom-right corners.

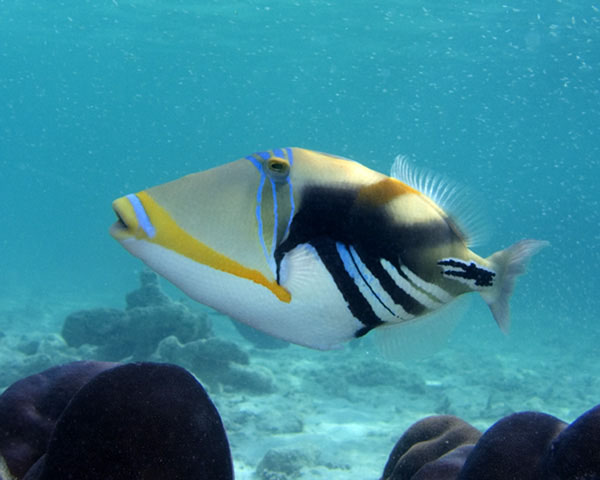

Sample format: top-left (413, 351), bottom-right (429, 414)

top-left (266, 159), bottom-right (290, 178)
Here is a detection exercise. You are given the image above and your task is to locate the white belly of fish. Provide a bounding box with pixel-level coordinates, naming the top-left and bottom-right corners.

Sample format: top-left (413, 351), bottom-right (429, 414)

top-left (119, 238), bottom-right (363, 350)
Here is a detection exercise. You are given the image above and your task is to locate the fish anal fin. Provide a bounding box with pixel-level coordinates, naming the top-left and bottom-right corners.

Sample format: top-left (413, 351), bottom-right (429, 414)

top-left (372, 296), bottom-right (470, 362)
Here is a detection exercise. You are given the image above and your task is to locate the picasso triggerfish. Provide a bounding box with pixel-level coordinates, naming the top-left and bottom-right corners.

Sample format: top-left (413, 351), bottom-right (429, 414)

top-left (110, 148), bottom-right (547, 350)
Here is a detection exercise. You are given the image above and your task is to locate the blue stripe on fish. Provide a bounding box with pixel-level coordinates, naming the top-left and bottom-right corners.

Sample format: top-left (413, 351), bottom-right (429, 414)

top-left (126, 193), bottom-right (156, 238)
top-left (245, 156), bottom-right (262, 170)
top-left (270, 177), bottom-right (278, 260)
top-left (247, 151), bottom-right (295, 274)
top-left (286, 147), bottom-right (294, 165)
top-left (284, 177), bottom-right (295, 242)
top-left (246, 156), bottom-right (275, 275)
top-left (347, 245), bottom-right (396, 317)
top-left (310, 239), bottom-right (384, 335)
top-left (336, 242), bottom-right (357, 276)
top-left (336, 243), bottom-right (396, 320)
top-left (353, 249), bottom-right (425, 317)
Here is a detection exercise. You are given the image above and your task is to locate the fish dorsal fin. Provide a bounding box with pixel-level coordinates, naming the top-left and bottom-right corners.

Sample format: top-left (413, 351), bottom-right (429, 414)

top-left (390, 155), bottom-right (490, 247)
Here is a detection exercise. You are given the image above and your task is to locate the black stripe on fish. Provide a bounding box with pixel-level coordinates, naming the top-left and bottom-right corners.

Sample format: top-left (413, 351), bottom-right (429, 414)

top-left (275, 184), bottom-right (457, 264)
top-left (311, 238), bottom-right (385, 333)
top-left (351, 245), bottom-right (425, 316)
top-left (438, 258), bottom-right (495, 287)
top-left (347, 245), bottom-right (396, 318)
top-left (273, 184), bottom-right (453, 331)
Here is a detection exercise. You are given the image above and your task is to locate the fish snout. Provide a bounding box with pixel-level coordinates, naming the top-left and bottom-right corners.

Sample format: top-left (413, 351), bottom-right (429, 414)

top-left (110, 194), bottom-right (156, 240)
top-left (110, 196), bottom-right (137, 240)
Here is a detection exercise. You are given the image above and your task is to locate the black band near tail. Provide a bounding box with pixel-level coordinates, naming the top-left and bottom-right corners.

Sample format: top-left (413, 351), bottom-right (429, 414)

top-left (438, 258), bottom-right (495, 287)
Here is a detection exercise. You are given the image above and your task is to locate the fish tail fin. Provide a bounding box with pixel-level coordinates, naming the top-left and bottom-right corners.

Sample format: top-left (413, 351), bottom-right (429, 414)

top-left (481, 239), bottom-right (549, 333)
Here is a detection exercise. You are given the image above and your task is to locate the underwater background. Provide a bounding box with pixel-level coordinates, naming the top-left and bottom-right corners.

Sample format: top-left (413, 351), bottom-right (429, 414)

top-left (1, 0), bottom-right (599, 478)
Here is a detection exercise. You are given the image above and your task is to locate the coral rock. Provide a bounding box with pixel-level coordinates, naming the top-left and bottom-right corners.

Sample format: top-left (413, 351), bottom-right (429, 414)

top-left (542, 404), bottom-right (600, 480)
top-left (153, 336), bottom-right (275, 394)
top-left (61, 271), bottom-right (211, 361)
top-left (125, 270), bottom-right (170, 309)
top-left (61, 308), bottom-right (126, 348)
top-left (256, 447), bottom-right (319, 480)
top-left (0, 361), bottom-right (117, 479)
top-left (457, 411), bottom-right (567, 480)
top-left (411, 445), bottom-right (475, 480)
top-left (23, 362), bottom-right (233, 480)
top-left (382, 415), bottom-right (481, 480)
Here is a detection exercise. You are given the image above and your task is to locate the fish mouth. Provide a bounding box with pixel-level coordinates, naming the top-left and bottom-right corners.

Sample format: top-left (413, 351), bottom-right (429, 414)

top-left (110, 196), bottom-right (138, 240)
top-left (111, 209), bottom-right (128, 232)
top-left (115, 213), bottom-right (127, 229)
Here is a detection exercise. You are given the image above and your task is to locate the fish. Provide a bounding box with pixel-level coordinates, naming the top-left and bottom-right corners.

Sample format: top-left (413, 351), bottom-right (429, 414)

top-left (110, 147), bottom-right (548, 350)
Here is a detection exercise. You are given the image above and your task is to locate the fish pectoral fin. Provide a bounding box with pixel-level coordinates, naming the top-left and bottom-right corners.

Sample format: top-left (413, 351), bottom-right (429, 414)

top-left (481, 239), bottom-right (549, 333)
top-left (278, 242), bottom-right (324, 294)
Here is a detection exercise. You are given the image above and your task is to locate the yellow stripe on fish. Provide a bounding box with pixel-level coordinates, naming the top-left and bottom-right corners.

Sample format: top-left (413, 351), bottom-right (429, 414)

top-left (110, 147), bottom-right (548, 350)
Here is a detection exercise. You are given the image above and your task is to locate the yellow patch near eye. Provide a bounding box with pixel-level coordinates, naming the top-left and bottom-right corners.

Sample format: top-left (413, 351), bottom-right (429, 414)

top-left (135, 191), bottom-right (292, 303)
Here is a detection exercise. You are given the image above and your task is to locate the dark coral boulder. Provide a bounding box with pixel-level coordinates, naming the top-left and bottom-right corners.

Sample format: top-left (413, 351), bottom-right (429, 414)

top-left (0, 361), bottom-right (117, 479)
top-left (383, 405), bottom-right (600, 480)
top-left (24, 362), bottom-right (233, 480)
top-left (410, 445), bottom-right (475, 480)
top-left (381, 415), bottom-right (481, 480)
top-left (542, 404), bottom-right (600, 480)
top-left (457, 411), bottom-right (567, 480)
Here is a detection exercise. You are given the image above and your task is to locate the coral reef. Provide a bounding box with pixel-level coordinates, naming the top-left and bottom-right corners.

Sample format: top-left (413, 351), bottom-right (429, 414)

top-left (62, 271), bottom-right (211, 360)
top-left (152, 335), bottom-right (276, 394)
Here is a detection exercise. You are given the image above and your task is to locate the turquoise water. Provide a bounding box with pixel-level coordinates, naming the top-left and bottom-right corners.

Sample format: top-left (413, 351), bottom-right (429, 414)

top-left (1, 0), bottom-right (599, 477)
